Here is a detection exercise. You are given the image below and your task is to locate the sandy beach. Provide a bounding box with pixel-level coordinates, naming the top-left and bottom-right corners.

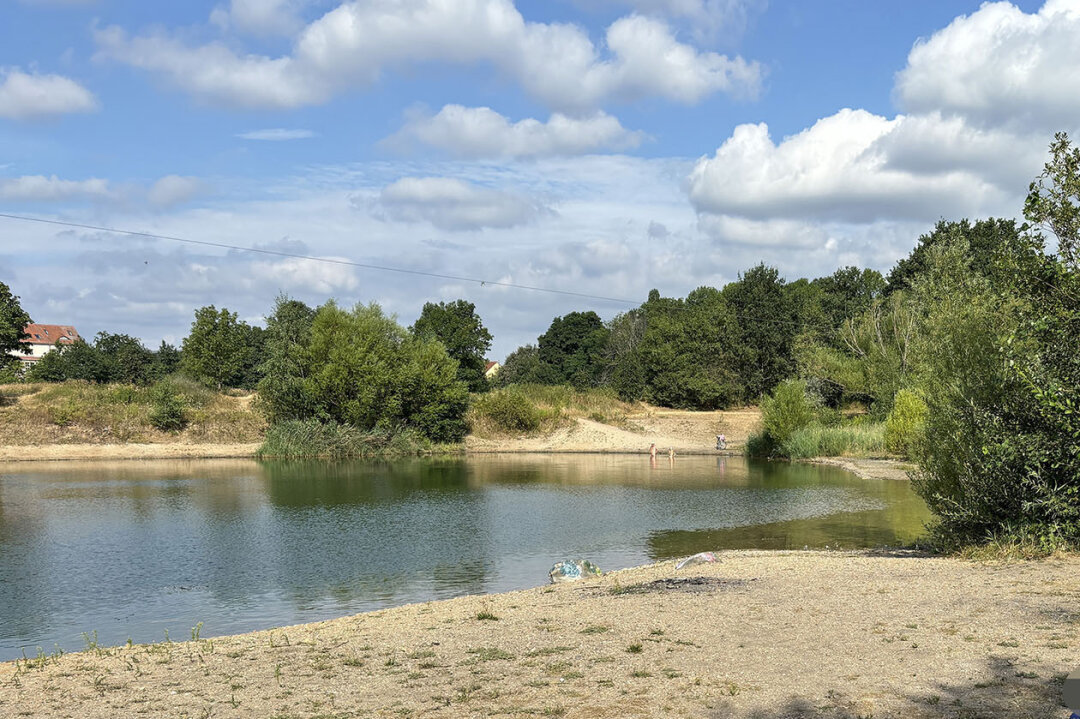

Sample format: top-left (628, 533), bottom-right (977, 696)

top-left (2, 550), bottom-right (1076, 718)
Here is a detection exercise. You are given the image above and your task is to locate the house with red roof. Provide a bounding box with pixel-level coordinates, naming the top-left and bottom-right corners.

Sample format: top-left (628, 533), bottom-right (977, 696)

top-left (484, 360), bottom-right (501, 380)
top-left (7, 324), bottom-right (81, 368)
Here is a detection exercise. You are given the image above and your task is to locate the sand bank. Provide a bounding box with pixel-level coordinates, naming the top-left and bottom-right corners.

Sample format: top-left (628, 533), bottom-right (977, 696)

top-left (2, 550), bottom-right (1077, 718)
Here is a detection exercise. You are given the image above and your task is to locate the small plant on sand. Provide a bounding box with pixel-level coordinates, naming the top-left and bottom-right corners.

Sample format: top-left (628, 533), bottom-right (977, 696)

top-left (626, 643), bottom-right (643, 654)
top-left (475, 611), bottom-right (499, 621)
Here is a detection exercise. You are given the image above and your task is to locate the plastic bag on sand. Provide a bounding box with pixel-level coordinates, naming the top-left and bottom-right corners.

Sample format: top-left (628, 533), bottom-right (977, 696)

top-left (676, 551), bottom-right (719, 570)
top-left (549, 559), bottom-right (603, 584)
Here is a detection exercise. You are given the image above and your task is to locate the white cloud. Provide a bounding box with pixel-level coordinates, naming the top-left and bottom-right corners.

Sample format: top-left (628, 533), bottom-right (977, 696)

top-left (147, 175), bottom-right (206, 208)
top-left (94, 1), bottom-right (761, 111)
top-left (687, 109), bottom-right (1018, 224)
top-left (236, 128), bottom-right (316, 141)
top-left (249, 257), bottom-right (358, 294)
top-left (373, 177), bottom-right (551, 231)
top-left (895, 0), bottom-right (1080, 131)
top-left (612, 0), bottom-right (764, 43)
top-left (0, 68), bottom-right (98, 120)
top-left (210, 0), bottom-right (308, 36)
top-left (386, 105), bottom-right (645, 159)
top-left (0, 175), bottom-right (111, 201)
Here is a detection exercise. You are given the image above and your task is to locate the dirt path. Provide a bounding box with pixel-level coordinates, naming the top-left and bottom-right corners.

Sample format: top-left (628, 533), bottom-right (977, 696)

top-left (2, 551), bottom-right (1076, 718)
top-left (0, 442), bottom-right (261, 462)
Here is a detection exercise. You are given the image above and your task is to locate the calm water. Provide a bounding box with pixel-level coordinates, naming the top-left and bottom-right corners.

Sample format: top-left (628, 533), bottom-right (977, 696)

top-left (0, 455), bottom-right (930, 660)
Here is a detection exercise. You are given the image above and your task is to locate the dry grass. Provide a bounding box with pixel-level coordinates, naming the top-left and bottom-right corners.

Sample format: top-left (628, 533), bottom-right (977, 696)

top-left (0, 380), bottom-right (266, 446)
top-left (2, 551), bottom-right (1077, 718)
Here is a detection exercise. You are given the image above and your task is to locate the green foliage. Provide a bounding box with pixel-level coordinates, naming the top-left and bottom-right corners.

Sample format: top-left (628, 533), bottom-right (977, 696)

top-left (884, 389), bottom-right (928, 457)
top-left (468, 387), bottom-right (544, 434)
top-left (148, 381), bottom-right (186, 431)
top-left (28, 340), bottom-right (112, 383)
top-left (638, 287), bottom-right (740, 409)
top-left (537, 311), bottom-right (610, 388)
top-left (181, 306), bottom-right (254, 389)
top-left (1024, 131), bottom-right (1080, 271)
top-left (778, 422), bottom-right (886, 459)
top-left (411, 299), bottom-right (493, 392)
top-left (759, 379), bottom-right (815, 445)
top-left (257, 296), bottom-right (317, 425)
top-left (259, 301), bottom-right (468, 443)
top-left (885, 218), bottom-right (1022, 295)
top-left (256, 419), bottom-right (432, 458)
top-left (495, 344), bottom-right (560, 386)
top-left (721, 263), bottom-right (796, 400)
top-left (93, 332), bottom-right (155, 385)
top-left (0, 281), bottom-right (31, 358)
top-left (811, 266), bottom-right (886, 335)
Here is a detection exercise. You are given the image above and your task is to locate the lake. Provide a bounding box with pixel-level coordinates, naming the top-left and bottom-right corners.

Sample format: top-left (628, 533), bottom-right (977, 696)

top-left (0, 455), bottom-right (930, 660)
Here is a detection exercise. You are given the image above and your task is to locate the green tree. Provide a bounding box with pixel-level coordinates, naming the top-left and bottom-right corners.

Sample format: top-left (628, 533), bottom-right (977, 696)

top-left (812, 266), bottom-right (885, 332)
top-left (537, 311), bottom-right (609, 388)
top-left (0, 282), bottom-right (31, 371)
top-left (495, 344), bottom-right (560, 387)
top-left (721, 263), bottom-right (795, 401)
top-left (27, 340), bottom-right (112, 383)
top-left (885, 218), bottom-right (1021, 295)
top-left (257, 296), bottom-right (317, 424)
top-left (150, 341), bottom-right (182, 379)
top-left (603, 309), bottom-right (647, 401)
top-left (1025, 131), bottom-right (1080, 270)
top-left (180, 306), bottom-right (253, 389)
top-left (93, 332), bottom-right (154, 384)
top-left (411, 300), bottom-right (493, 392)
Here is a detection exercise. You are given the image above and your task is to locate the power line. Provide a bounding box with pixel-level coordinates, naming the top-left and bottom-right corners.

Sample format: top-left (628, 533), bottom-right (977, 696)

top-left (0, 211), bottom-right (847, 332)
top-left (0, 212), bottom-right (638, 306)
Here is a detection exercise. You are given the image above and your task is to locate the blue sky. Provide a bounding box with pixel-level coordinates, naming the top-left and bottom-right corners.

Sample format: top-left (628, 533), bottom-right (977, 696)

top-left (0, 0), bottom-right (1072, 359)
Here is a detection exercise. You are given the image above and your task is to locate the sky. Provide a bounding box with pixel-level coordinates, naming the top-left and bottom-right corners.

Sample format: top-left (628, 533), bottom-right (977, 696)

top-left (0, 0), bottom-right (1074, 360)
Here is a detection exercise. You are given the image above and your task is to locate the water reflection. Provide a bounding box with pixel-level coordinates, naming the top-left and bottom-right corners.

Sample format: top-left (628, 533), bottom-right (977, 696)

top-left (0, 455), bottom-right (931, 660)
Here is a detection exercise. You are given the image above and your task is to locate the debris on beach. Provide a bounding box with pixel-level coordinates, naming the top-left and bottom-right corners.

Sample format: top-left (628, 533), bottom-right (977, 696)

top-left (675, 551), bottom-right (719, 570)
top-left (549, 559), bottom-right (603, 583)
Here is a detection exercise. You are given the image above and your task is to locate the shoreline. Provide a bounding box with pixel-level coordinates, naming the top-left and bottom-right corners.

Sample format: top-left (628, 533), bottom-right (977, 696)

top-left (2, 549), bottom-right (1075, 718)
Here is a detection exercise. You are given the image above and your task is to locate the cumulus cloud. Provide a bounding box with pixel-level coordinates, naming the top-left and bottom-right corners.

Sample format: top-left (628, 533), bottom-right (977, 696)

top-left (236, 128), bottom-right (315, 140)
top-left (386, 105), bottom-right (645, 159)
top-left (94, 1), bottom-right (761, 111)
top-left (687, 109), bottom-right (1014, 224)
top-left (210, 0), bottom-right (308, 36)
top-left (373, 177), bottom-right (551, 231)
top-left (249, 256), bottom-right (358, 294)
top-left (895, 0), bottom-right (1080, 131)
top-left (0, 175), bottom-right (111, 201)
top-left (147, 175), bottom-right (206, 208)
top-left (0, 68), bottom-right (98, 120)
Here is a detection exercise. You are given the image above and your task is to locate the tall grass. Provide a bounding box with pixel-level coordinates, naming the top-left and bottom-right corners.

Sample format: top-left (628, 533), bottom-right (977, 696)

top-left (466, 384), bottom-right (638, 437)
top-left (256, 419), bottom-right (435, 458)
top-left (778, 421), bottom-right (886, 459)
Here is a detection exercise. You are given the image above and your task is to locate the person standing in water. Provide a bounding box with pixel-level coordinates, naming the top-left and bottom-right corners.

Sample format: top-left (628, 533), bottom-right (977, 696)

top-left (649, 443), bottom-right (657, 459)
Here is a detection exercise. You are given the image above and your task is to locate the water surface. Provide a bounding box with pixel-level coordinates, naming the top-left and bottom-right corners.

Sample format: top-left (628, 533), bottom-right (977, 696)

top-left (0, 455), bottom-right (930, 660)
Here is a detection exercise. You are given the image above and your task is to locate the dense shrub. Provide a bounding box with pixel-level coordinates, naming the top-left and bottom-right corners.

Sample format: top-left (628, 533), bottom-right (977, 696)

top-left (760, 379), bottom-right (815, 445)
top-left (148, 382), bottom-right (186, 431)
top-left (779, 422), bottom-right (886, 459)
top-left (468, 388), bottom-right (543, 433)
top-left (884, 389), bottom-right (928, 457)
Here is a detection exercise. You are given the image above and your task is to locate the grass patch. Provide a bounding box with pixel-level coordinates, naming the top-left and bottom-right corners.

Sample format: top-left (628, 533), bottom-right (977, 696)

top-left (0, 378), bottom-right (264, 444)
top-left (256, 419), bottom-right (435, 459)
top-left (466, 384), bottom-right (638, 437)
top-left (770, 421), bottom-right (887, 459)
top-left (475, 611), bottom-right (499, 621)
top-left (580, 625), bottom-right (610, 635)
top-left (466, 647), bottom-right (515, 661)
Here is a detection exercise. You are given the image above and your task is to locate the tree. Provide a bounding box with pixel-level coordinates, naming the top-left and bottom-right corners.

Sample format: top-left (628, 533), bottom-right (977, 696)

top-left (1025, 131), bottom-right (1080, 271)
top-left (721, 263), bottom-right (796, 401)
top-left (151, 341), bottom-right (182, 379)
top-left (257, 296), bottom-right (317, 424)
top-left (94, 332), bottom-right (154, 384)
top-left (411, 300), bottom-right (493, 392)
top-left (537, 311), bottom-right (609, 388)
top-left (812, 266), bottom-right (885, 332)
top-left (27, 340), bottom-right (112, 383)
top-left (495, 344), bottom-right (560, 386)
top-left (0, 281), bottom-right (31, 367)
top-left (181, 306), bottom-right (253, 390)
top-left (885, 219), bottom-right (1021, 295)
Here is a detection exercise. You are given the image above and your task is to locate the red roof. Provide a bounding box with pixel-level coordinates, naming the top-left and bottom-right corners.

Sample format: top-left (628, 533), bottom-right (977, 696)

top-left (485, 361), bottom-right (498, 372)
top-left (21, 324), bottom-right (81, 345)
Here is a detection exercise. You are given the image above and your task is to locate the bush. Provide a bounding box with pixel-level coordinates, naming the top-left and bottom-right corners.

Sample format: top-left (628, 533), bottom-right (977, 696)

top-left (884, 389), bottom-right (928, 457)
top-left (468, 388), bottom-right (543, 434)
top-left (760, 379), bottom-right (815, 445)
top-left (148, 382), bottom-right (187, 431)
top-left (256, 419), bottom-right (432, 458)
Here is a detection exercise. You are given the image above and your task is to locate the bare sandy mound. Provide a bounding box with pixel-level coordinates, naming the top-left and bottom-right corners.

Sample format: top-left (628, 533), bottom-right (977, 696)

top-left (467, 407), bottom-right (759, 454)
top-left (3, 551), bottom-right (1077, 718)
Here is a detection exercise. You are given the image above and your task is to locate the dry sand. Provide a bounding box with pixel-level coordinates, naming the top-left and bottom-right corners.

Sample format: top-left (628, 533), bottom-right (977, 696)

top-left (2, 551), bottom-right (1077, 718)
top-left (0, 442), bottom-right (262, 462)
